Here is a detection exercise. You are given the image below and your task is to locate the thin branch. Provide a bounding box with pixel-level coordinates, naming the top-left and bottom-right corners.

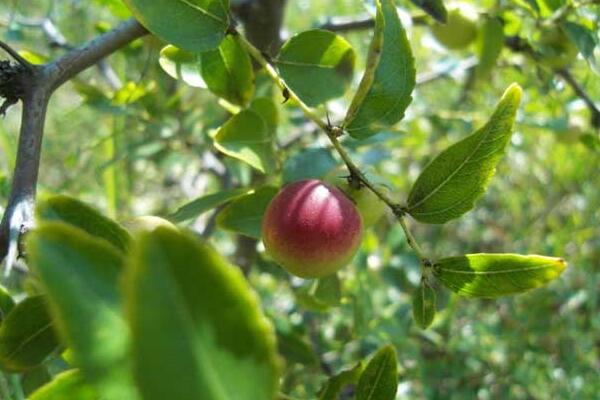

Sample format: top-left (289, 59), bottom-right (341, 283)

top-left (320, 16), bottom-right (375, 32)
top-left (556, 69), bottom-right (600, 129)
top-left (0, 40), bottom-right (32, 70)
top-left (46, 18), bottom-right (147, 90)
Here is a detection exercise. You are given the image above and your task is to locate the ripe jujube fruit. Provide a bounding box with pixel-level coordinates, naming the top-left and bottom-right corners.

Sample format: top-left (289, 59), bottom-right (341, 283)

top-left (262, 179), bottom-right (363, 279)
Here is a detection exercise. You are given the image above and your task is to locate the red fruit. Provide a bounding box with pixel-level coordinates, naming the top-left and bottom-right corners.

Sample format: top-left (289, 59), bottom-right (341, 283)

top-left (262, 179), bottom-right (363, 278)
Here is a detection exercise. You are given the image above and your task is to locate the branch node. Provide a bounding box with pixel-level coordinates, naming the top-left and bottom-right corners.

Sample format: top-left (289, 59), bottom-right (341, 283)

top-left (0, 40), bottom-right (34, 71)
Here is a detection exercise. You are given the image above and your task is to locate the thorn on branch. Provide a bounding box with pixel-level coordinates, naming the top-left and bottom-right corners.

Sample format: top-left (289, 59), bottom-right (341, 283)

top-left (392, 204), bottom-right (407, 218)
top-left (281, 87), bottom-right (290, 104)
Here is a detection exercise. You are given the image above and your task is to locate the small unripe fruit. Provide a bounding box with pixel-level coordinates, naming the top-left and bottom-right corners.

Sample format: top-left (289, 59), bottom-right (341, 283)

top-left (431, 5), bottom-right (478, 50)
top-left (325, 168), bottom-right (388, 227)
top-left (262, 179), bottom-right (363, 279)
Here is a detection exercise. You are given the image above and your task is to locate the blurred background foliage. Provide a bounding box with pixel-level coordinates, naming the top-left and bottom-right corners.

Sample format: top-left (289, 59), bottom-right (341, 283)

top-left (1, 0), bottom-right (599, 398)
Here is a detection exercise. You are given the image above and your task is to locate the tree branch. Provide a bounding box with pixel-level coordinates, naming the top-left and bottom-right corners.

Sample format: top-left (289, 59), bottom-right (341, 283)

top-left (556, 69), bottom-right (600, 129)
top-left (0, 18), bottom-right (148, 265)
top-left (0, 40), bottom-right (33, 70)
top-left (46, 18), bottom-right (147, 90)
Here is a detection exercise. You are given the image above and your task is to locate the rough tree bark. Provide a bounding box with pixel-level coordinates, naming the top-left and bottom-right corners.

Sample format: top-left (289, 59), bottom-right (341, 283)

top-left (0, 18), bottom-right (147, 267)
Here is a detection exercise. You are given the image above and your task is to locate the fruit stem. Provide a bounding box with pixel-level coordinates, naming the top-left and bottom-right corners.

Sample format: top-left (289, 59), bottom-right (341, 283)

top-left (238, 30), bottom-right (430, 265)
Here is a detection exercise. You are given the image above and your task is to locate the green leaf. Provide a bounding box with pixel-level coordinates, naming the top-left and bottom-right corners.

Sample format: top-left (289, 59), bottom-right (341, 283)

top-left (412, 279), bottom-right (436, 329)
top-left (282, 148), bottom-right (336, 184)
top-left (0, 296), bottom-right (58, 372)
top-left (561, 21), bottom-right (598, 73)
top-left (159, 45), bottom-right (206, 88)
top-left (22, 365), bottom-right (52, 397)
top-left (0, 285), bottom-right (15, 323)
top-left (276, 328), bottom-right (318, 367)
top-left (318, 362), bottom-right (363, 400)
top-left (125, 228), bottom-right (281, 400)
top-left (344, 0), bottom-right (416, 139)
top-left (29, 370), bottom-right (98, 400)
top-left (216, 186), bottom-right (278, 239)
top-left (201, 35), bottom-right (255, 106)
top-left (213, 109), bottom-right (277, 173)
top-left (36, 195), bottom-right (132, 252)
top-left (277, 29), bottom-right (355, 106)
top-left (356, 345), bottom-right (398, 400)
top-left (122, 0), bottom-right (229, 52)
top-left (406, 83), bottom-right (522, 224)
top-left (434, 253), bottom-right (567, 297)
top-left (409, 0), bottom-right (448, 23)
top-left (169, 188), bottom-right (251, 223)
top-left (27, 223), bottom-right (138, 400)
top-left (475, 16), bottom-right (504, 80)
top-left (249, 97), bottom-right (279, 135)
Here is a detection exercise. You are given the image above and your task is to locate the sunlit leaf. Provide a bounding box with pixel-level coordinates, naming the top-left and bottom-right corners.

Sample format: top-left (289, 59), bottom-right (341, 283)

top-left (277, 29), bottom-right (355, 106)
top-left (434, 253), bottom-right (567, 297)
top-left (0, 296), bottom-right (58, 372)
top-left (407, 83), bottom-right (522, 224)
top-left (29, 370), bottom-right (98, 400)
top-left (122, 0), bottom-right (229, 52)
top-left (125, 228), bottom-right (281, 400)
top-left (27, 223), bottom-right (138, 400)
top-left (213, 110), bottom-right (277, 173)
top-left (412, 279), bottom-right (436, 329)
top-left (201, 35), bottom-right (254, 106)
top-left (159, 45), bottom-right (206, 88)
top-left (216, 186), bottom-right (278, 238)
top-left (36, 195), bottom-right (132, 252)
top-left (169, 188), bottom-right (251, 223)
top-left (0, 285), bottom-right (15, 323)
top-left (344, 0), bottom-right (416, 139)
top-left (356, 345), bottom-right (398, 400)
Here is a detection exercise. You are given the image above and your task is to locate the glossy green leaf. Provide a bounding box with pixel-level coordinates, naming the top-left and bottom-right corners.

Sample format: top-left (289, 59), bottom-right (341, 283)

top-left (407, 83), bottom-right (522, 224)
top-left (410, 0), bottom-right (448, 23)
top-left (249, 97), bottom-right (279, 135)
top-left (169, 188), bottom-right (251, 223)
top-left (344, 0), bottom-right (416, 139)
top-left (561, 21), bottom-right (598, 73)
top-left (476, 16), bottom-right (504, 80)
top-left (0, 285), bottom-right (15, 323)
top-left (412, 279), bottom-right (436, 329)
top-left (125, 228), bottom-right (281, 400)
top-left (201, 35), bottom-right (255, 106)
top-left (277, 29), bottom-right (355, 106)
top-left (434, 253), bottom-right (567, 297)
top-left (282, 148), bottom-right (336, 184)
top-left (27, 223), bottom-right (138, 400)
top-left (216, 186), bottom-right (278, 238)
top-left (356, 345), bottom-right (398, 400)
top-left (29, 370), bottom-right (98, 400)
top-left (318, 362), bottom-right (363, 400)
top-left (213, 109), bottom-right (277, 173)
top-left (122, 0), bottom-right (229, 52)
top-left (36, 195), bottom-right (132, 252)
top-left (0, 296), bottom-right (58, 372)
top-left (159, 45), bottom-right (206, 88)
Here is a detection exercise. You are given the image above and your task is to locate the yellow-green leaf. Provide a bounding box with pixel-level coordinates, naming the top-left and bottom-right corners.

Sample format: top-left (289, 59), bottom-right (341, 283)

top-left (159, 45), bottom-right (206, 88)
top-left (29, 370), bottom-right (98, 400)
top-left (406, 83), bottom-right (522, 224)
top-left (434, 254), bottom-right (567, 297)
top-left (213, 110), bottom-right (277, 173)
